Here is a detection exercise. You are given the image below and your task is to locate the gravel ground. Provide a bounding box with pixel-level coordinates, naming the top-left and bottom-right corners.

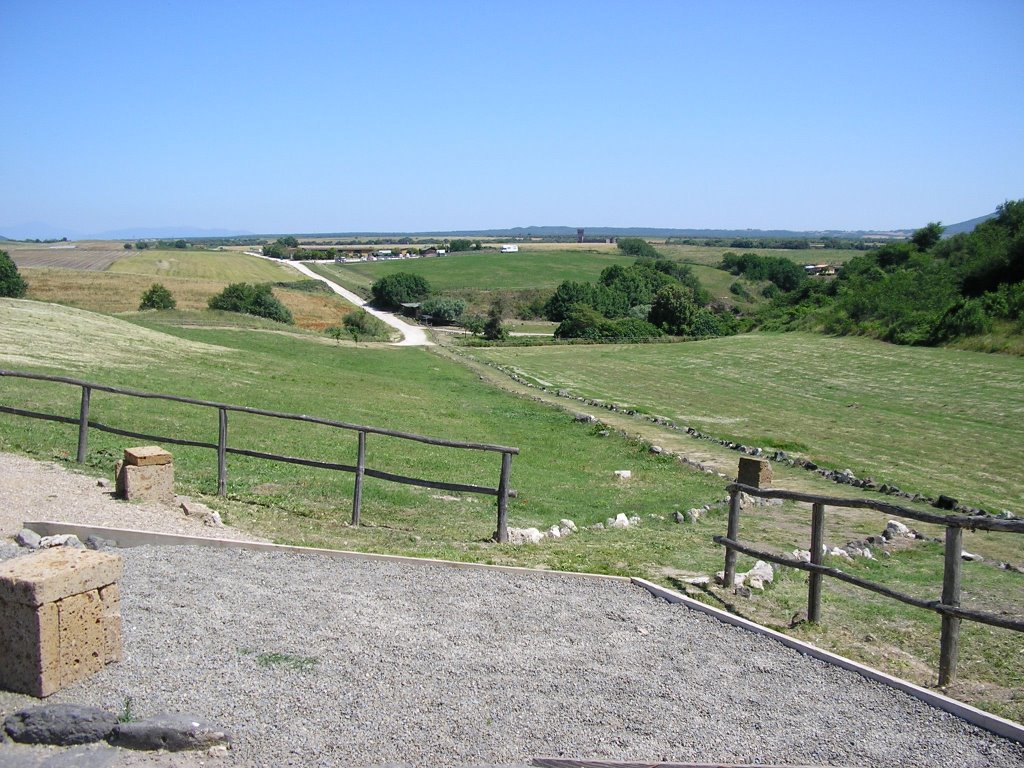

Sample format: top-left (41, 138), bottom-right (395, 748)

top-left (1, 544), bottom-right (1023, 768)
top-left (0, 452), bottom-right (264, 543)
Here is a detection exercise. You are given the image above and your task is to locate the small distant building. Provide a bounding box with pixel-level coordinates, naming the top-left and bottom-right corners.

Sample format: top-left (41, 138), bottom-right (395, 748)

top-left (500, 244), bottom-right (519, 253)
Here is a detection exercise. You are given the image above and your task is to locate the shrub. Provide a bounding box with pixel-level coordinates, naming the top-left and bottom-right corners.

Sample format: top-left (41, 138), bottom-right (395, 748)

top-left (420, 297), bottom-right (466, 325)
top-left (208, 283), bottom-right (293, 324)
top-left (343, 309), bottom-right (391, 340)
top-left (0, 250), bottom-right (27, 298)
top-left (370, 272), bottom-right (431, 309)
top-left (139, 283), bottom-right (176, 310)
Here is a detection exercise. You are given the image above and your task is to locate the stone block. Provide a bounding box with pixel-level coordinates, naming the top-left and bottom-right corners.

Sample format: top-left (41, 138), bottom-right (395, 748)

top-left (123, 446), bottom-right (173, 466)
top-left (0, 548), bottom-right (122, 607)
top-left (737, 456), bottom-right (773, 488)
top-left (116, 462), bottom-right (175, 503)
top-left (0, 549), bottom-right (122, 697)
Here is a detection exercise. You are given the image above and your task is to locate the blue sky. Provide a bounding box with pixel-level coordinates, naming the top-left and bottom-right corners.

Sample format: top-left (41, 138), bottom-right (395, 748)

top-left (2, 1), bottom-right (1022, 236)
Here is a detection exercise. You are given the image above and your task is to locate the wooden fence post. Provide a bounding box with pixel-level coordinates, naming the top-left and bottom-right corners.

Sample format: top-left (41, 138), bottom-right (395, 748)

top-left (217, 407), bottom-right (228, 496)
top-left (723, 487), bottom-right (741, 588)
top-left (495, 451), bottom-right (512, 543)
top-left (76, 386), bottom-right (91, 463)
top-left (808, 501), bottom-right (826, 623)
top-left (939, 524), bottom-right (963, 687)
top-left (352, 430), bottom-right (366, 526)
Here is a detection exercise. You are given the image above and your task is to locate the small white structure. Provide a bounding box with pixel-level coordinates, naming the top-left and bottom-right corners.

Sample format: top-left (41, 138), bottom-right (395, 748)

top-left (500, 244), bottom-right (519, 253)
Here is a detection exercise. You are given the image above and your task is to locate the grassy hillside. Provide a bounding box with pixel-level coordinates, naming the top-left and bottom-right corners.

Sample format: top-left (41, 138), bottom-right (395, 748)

top-left (108, 249), bottom-right (301, 282)
top-left (1, 298), bottom-right (1021, 720)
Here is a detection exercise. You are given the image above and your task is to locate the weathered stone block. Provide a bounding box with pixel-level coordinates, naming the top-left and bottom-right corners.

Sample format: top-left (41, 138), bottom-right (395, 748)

top-left (0, 549), bottom-right (122, 697)
top-left (737, 456), bottom-right (773, 488)
top-left (116, 462), bottom-right (174, 503)
top-left (0, 548), bottom-right (122, 607)
top-left (123, 445), bottom-right (173, 467)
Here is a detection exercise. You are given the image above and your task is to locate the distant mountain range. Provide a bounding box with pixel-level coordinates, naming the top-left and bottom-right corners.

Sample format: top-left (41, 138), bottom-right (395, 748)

top-left (0, 213), bottom-right (999, 243)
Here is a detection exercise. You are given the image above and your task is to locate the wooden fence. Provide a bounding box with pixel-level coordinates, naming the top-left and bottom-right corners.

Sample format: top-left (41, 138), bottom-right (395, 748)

top-left (715, 482), bottom-right (1024, 687)
top-left (0, 369), bottom-right (519, 542)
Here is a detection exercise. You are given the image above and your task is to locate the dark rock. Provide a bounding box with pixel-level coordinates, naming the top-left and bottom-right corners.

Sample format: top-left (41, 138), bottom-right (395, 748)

top-left (933, 495), bottom-right (958, 510)
top-left (804, 461), bottom-right (818, 471)
top-left (4, 704), bottom-right (117, 746)
top-left (734, 586), bottom-right (752, 598)
top-left (84, 535), bottom-right (118, 550)
top-left (14, 528), bottom-right (41, 549)
top-left (108, 714), bottom-right (230, 752)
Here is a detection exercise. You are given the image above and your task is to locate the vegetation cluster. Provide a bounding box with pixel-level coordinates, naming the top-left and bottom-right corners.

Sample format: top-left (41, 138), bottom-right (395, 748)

top-left (208, 282), bottom-right (294, 324)
top-left (0, 250), bottom-right (28, 298)
top-left (750, 200), bottom-right (1024, 347)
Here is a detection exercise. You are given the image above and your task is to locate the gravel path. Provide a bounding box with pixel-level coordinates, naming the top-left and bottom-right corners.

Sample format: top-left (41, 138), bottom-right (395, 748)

top-left (1, 543), bottom-right (1022, 767)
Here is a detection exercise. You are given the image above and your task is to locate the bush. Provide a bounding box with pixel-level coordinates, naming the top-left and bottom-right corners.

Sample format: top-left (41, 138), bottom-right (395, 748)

top-left (139, 283), bottom-right (176, 310)
top-left (370, 272), bottom-right (431, 309)
top-left (343, 309), bottom-right (391, 340)
top-left (208, 283), bottom-right (293, 324)
top-left (420, 297), bottom-right (466, 325)
top-left (0, 250), bottom-right (27, 298)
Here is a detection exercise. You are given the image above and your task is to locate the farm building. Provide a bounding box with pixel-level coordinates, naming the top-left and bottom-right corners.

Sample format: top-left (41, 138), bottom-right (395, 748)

top-left (500, 244), bottom-right (519, 253)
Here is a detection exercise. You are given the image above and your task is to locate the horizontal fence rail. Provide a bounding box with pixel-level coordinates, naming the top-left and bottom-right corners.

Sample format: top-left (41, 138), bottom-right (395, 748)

top-left (716, 482), bottom-right (1024, 688)
top-left (0, 369), bottom-right (519, 542)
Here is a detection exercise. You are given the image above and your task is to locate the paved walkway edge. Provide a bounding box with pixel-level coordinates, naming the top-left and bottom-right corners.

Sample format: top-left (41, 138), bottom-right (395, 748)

top-left (631, 577), bottom-right (1024, 745)
top-left (20, 521), bottom-right (629, 582)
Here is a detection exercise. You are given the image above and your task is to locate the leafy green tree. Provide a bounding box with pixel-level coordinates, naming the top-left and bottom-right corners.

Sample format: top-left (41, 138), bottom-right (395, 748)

top-left (173, 239), bottom-right (188, 249)
top-left (263, 242), bottom-right (288, 259)
top-left (911, 222), bottom-right (944, 251)
top-left (139, 283), bottom-right (176, 310)
top-left (135, 241), bottom-right (150, 250)
top-left (279, 236), bottom-right (299, 248)
top-left (208, 283), bottom-right (293, 324)
top-left (123, 242), bottom-right (133, 250)
top-left (370, 272), bottom-right (431, 309)
top-left (449, 239), bottom-right (473, 252)
top-left (483, 301), bottom-right (508, 341)
top-left (0, 250), bottom-right (28, 298)
top-left (616, 237), bottom-right (662, 260)
top-left (648, 284), bottom-right (699, 335)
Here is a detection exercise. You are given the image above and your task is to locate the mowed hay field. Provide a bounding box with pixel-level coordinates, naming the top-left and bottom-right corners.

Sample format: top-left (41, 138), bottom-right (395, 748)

top-left (471, 333), bottom-right (1024, 516)
top-left (18, 248), bottom-right (356, 330)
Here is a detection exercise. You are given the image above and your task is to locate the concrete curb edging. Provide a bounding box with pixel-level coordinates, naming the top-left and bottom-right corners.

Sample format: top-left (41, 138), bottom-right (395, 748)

top-left (630, 577), bottom-right (1024, 745)
top-left (18, 521), bottom-right (1024, 746)
top-left (20, 521), bottom-right (630, 583)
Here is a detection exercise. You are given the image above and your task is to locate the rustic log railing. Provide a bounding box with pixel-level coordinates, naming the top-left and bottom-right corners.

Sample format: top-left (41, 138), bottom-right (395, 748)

top-left (715, 482), bottom-right (1024, 688)
top-left (0, 369), bottom-right (519, 542)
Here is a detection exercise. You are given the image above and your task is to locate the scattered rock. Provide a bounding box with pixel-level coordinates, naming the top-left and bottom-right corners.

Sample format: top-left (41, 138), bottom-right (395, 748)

top-left (613, 470), bottom-right (632, 481)
top-left (505, 527), bottom-right (544, 545)
top-left (38, 533), bottom-right (84, 549)
top-left (178, 496), bottom-right (225, 528)
top-left (672, 511), bottom-right (685, 524)
top-left (961, 550), bottom-right (983, 562)
top-left (883, 520), bottom-right (913, 540)
top-left (745, 561), bottom-right (775, 590)
top-left (545, 525), bottom-right (561, 539)
top-left (597, 430), bottom-right (610, 437)
top-left (649, 445), bottom-right (663, 454)
top-left (608, 513), bottom-right (631, 529)
top-left (684, 575), bottom-right (711, 586)
top-left (84, 535), bottom-right (118, 550)
top-left (588, 523), bottom-right (605, 531)
top-left (828, 547), bottom-right (853, 560)
top-left (4, 704), bottom-right (117, 746)
top-left (108, 714), bottom-right (230, 752)
top-left (559, 518), bottom-right (577, 533)
top-left (933, 495), bottom-right (958, 510)
top-left (14, 528), bottom-right (41, 549)
top-left (734, 586), bottom-right (752, 598)
top-left (573, 412), bottom-right (596, 423)
top-left (96, 478), bottom-right (110, 488)
top-left (791, 549), bottom-right (811, 563)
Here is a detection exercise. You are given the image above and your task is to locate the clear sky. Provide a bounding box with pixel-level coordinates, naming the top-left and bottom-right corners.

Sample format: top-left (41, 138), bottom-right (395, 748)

top-left (2, 1), bottom-right (1022, 237)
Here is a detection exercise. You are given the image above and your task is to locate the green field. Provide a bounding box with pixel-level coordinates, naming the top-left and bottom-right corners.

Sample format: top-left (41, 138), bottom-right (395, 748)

top-left (310, 249), bottom-right (636, 297)
top-left (471, 333), bottom-right (1024, 515)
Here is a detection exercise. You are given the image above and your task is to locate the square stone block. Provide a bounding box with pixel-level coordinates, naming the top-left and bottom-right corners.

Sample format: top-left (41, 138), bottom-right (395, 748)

top-left (116, 461), bottom-right (175, 503)
top-left (124, 445), bottom-right (173, 467)
top-left (0, 549), bottom-right (123, 697)
top-left (737, 456), bottom-right (773, 488)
